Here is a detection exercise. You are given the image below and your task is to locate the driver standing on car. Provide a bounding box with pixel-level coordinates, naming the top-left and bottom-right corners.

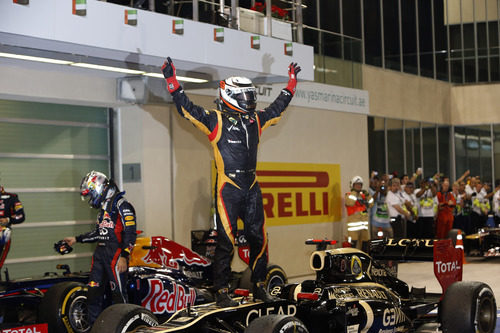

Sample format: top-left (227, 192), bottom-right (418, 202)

top-left (161, 57), bottom-right (300, 307)
top-left (0, 183), bottom-right (25, 268)
top-left (63, 171), bottom-right (137, 325)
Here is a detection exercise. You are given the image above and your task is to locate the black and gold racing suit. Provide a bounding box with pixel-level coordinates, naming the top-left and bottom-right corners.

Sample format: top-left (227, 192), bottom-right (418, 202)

top-left (171, 87), bottom-right (293, 290)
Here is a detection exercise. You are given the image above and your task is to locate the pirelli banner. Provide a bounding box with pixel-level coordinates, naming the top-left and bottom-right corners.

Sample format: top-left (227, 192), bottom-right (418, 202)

top-left (212, 162), bottom-right (342, 226)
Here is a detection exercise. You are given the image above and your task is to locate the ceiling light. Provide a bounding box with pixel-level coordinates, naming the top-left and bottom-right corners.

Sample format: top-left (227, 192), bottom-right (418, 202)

top-left (71, 62), bottom-right (145, 75)
top-left (0, 52), bottom-right (74, 65)
top-left (143, 72), bottom-right (208, 83)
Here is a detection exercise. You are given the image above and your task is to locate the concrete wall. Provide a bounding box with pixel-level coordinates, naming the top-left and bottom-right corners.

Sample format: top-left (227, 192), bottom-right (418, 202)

top-left (363, 65), bottom-right (452, 124)
top-left (450, 83), bottom-right (500, 125)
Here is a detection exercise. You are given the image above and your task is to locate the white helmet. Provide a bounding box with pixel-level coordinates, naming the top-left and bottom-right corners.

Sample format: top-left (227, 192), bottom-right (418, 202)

top-left (219, 77), bottom-right (257, 113)
top-left (350, 176), bottom-right (363, 188)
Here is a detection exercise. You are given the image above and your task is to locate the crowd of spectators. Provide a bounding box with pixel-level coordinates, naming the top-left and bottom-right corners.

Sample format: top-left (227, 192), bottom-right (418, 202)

top-left (365, 169), bottom-right (500, 240)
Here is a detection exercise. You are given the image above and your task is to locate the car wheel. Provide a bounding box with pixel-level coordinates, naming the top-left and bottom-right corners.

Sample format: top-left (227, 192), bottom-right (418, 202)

top-left (245, 315), bottom-right (309, 333)
top-left (264, 264), bottom-right (287, 293)
top-left (90, 304), bottom-right (158, 333)
top-left (239, 263), bottom-right (287, 293)
top-left (441, 281), bottom-right (497, 333)
top-left (38, 281), bottom-right (90, 333)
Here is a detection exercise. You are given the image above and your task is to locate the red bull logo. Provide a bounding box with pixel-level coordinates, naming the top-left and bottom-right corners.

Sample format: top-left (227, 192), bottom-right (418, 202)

top-left (142, 236), bottom-right (210, 270)
top-left (141, 279), bottom-right (196, 314)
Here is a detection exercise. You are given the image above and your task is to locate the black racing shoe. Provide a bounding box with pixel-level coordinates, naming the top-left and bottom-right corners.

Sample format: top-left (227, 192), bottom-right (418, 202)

top-left (253, 282), bottom-right (277, 302)
top-left (215, 288), bottom-right (238, 307)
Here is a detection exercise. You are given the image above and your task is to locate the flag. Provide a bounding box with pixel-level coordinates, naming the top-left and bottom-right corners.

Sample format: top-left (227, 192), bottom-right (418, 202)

top-left (251, 36), bottom-right (260, 49)
top-left (72, 0), bottom-right (86, 16)
top-left (125, 9), bottom-right (138, 26)
top-left (172, 19), bottom-right (184, 35)
top-left (214, 28), bottom-right (224, 42)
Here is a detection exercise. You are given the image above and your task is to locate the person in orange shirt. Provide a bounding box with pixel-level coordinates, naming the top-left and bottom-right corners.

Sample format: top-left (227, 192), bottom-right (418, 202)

top-left (436, 177), bottom-right (456, 239)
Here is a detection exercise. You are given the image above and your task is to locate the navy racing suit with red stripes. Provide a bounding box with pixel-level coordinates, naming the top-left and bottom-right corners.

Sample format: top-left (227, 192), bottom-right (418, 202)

top-left (75, 191), bottom-right (136, 324)
top-left (171, 86), bottom-right (293, 290)
top-left (0, 191), bottom-right (25, 268)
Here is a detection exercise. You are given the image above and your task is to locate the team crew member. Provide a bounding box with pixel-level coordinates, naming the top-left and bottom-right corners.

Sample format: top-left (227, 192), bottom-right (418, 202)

top-left (64, 171), bottom-right (137, 325)
top-left (162, 57), bottom-right (300, 307)
top-left (345, 176), bottom-right (373, 249)
top-left (0, 184), bottom-right (25, 268)
top-left (436, 178), bottom-right (456, 239)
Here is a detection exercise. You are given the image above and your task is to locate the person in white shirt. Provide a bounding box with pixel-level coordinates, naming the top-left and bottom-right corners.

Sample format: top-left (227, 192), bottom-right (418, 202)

top-left (401, 182), bottom-right (418, 237)
top-left (415, 177), bottom-right (438, 239)
top-left (386, 178), bottom-right (411, 238)
top-left (371, 179), bottom-right (393, 238)
top-left (471, 181), bottom-right (489, 233)
top-left (493, 183), bottom-right (500, 226)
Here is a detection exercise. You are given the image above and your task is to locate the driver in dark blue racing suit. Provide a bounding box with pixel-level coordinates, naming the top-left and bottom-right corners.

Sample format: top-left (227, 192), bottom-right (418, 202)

top-left (64, 171), bottom-right (137, 325)
top-left (162, 57), bottom-right (300, 307)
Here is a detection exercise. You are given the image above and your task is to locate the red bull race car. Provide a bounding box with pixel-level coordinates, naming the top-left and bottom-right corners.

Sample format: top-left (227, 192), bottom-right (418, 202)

top-left (0, 232), bottom-right (286, 333)
top-left (89, 238), bottom-right (497, 333)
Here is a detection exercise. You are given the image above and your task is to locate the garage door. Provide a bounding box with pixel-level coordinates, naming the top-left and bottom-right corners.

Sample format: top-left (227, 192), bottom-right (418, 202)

top-left (0, 99), bottom-right (110, 279)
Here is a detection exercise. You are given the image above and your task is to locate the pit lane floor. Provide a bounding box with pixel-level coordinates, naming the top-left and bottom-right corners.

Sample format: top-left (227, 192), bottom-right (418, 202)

top-left (289, 256), bottom-right (500, 332)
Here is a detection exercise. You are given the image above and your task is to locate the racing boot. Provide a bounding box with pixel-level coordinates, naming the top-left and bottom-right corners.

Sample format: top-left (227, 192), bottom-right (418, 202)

top-left (215, 288), bottom-right (238, 307)
top-left (253, 282), bottom-right (277, 302)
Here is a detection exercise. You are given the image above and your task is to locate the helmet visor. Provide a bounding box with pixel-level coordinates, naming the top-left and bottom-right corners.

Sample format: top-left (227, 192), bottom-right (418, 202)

top-left (233, 89), bottom-right (257, 110)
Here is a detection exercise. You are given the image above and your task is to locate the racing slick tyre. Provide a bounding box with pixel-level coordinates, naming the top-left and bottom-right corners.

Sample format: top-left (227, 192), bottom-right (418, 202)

top-left (90, 304), bottom-right (159, 333)
top-left (239, 264), bottom-right (287, 293)
top-left (441, 281), bottom-right (497, 333)
top-left (38, 281), bottom-right (90, 333)
top-left (245, 315), bottom-right (309, 333)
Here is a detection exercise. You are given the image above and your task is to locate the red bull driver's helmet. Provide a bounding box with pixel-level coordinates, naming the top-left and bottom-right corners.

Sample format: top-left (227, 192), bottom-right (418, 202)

top-left (219, 77), bottom-right (257, 113)
top-left (80, 171), bottom-right (109, 209)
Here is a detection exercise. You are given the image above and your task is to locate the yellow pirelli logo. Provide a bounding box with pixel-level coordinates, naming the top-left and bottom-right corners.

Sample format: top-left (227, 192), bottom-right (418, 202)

top-left (125, 221), bottom-right (136, 226)
top-left (212, 162), bottom-right (341, 226)
top-left (124, 216), bottom-right (135, 221)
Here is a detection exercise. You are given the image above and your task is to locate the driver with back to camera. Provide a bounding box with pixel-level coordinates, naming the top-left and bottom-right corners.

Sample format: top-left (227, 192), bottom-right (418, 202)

top-left (62, 171), bottom-right (137, 326)
top-left (161, 57), bottom-right (300, 307)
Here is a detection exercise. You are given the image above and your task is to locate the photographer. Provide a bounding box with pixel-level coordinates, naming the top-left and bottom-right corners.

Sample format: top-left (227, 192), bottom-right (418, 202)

top-left (415, 177), bottom-right (438, 238)
top-left (401, 182), bottom-right (418, 238)
top-left (345, 176), bottom-right (374, 249)
top-left (371, 179), bottom-right (393, 238)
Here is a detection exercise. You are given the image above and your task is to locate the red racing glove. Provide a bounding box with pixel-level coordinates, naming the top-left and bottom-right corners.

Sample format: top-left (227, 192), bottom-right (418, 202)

top-left (285, 62), bottom-right (301, 96)
top-left (162, 57), bottom-right (181, 94)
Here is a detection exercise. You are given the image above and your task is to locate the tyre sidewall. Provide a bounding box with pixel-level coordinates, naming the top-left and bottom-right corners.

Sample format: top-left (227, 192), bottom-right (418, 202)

top-left (441, 281), bottom-right (497, 333)
top-left (90, 304), bottom-right (159, 333)
top-left (39, 282), bottom-right (89, 333)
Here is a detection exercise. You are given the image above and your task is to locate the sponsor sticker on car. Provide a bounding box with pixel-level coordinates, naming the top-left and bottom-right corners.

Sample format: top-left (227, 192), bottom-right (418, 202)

top-left (1, 323), bottom-right (48, 333)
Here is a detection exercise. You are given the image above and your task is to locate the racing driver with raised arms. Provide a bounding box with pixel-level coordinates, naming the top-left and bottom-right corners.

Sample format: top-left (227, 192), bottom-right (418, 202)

top-left (63, 171), bottom-right (137, 325)
top-left (162, 57), bottom-right (300, 307)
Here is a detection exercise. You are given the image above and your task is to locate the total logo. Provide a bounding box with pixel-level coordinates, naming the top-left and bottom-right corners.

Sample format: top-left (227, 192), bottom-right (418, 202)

top-left (435, 260), bottom-right (461, 273)
top-left (141, 279), bottom-right (196, 314)
top-left (1, 324), bottom-right (48, 333)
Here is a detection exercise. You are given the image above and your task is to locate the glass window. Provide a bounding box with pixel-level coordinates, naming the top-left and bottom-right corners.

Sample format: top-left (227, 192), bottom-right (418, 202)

top-left (422, 123), bottom-right (437, 178)
top-left (438, 126), bottom-right (451, 178)
top-left (494, 124), bottom-right (500, 185)
top-left (454, 125), bottom-right (492, 182)
top-left (405, 121), bottom-right (421, 174)
top-left (368, 117), bottom-right (386, 175)
top-left (463, 23), bottom-right (476, 82)
top-left (321, 0), bottom-right (340, 33)
top-left (418, 0), bottom-right (434, 78)
top-left (323, 32), bottom-right (342, 58)
top-left (434, 0), bottom-right (449, 81)
top-left (364, 0), bottom-right (382, 66)
top-left (383, 0), bottom-right (401, 71)
top-left (343, 0), bottom-right (361, 38)
top-left (449, 23), bottom-right (463, 83)
top-left (402, 0), bottom-right (418, 75)
top-left (387, 119), bottom-right (404, 176)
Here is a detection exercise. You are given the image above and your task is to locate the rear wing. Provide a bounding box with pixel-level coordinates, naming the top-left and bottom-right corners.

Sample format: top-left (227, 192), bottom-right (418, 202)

top-left (369, 238), bottom-right (463, 294)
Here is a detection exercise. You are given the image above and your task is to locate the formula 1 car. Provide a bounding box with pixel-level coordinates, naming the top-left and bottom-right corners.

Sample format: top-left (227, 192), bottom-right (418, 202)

top-left (0, 233), bottom-right (286, 333)
top-left (89, 238), bottom-right (497, 333)
top-left (464, 227), bottom-right (500, 257)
